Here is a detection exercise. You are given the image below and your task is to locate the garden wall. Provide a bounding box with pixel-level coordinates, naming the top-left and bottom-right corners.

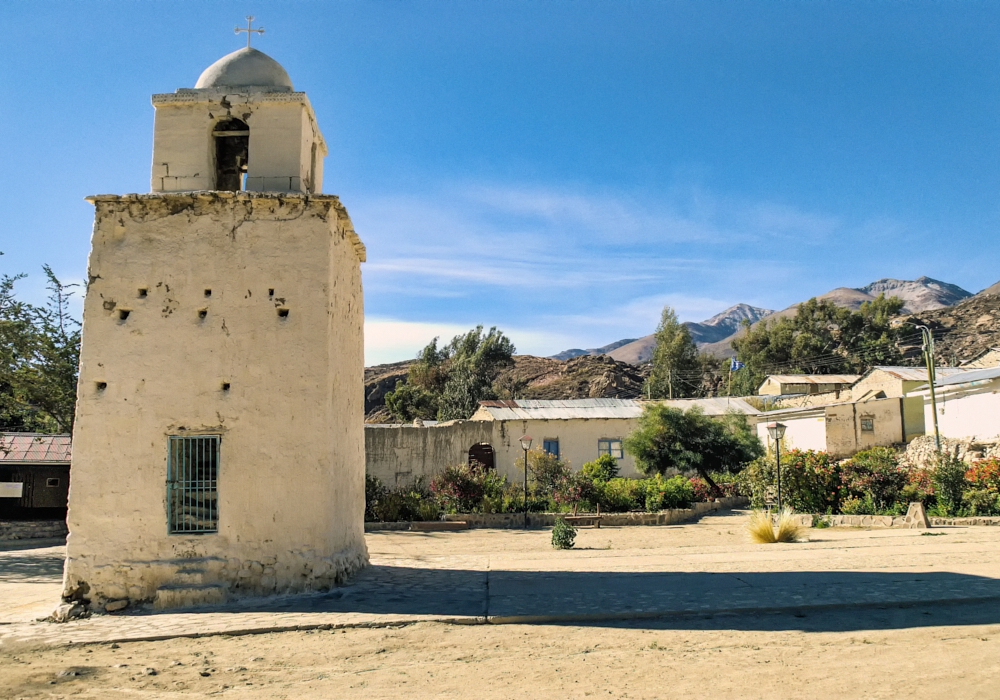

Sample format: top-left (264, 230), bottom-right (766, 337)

top-left (366, 421), bottom-right (494, 488)
top-left (435, 497), bottom-right (747, 529)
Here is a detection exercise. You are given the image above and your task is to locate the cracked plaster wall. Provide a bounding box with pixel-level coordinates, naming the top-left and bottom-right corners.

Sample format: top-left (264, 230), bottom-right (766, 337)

top-left (64, 192), bottom-right (367, 607)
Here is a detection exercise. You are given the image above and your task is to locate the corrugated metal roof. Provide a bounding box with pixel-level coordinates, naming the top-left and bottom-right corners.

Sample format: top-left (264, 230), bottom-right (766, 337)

top-left (0, 433), bottom-right (72, 463)
top-left (764, 374), bottom-right (860, 385)
top-left (474, 397), bottom-right (757, 421)
top-left (930, 366), bottom-right (1000, 388)
top-left (869, 366), bottom-right (977, 382)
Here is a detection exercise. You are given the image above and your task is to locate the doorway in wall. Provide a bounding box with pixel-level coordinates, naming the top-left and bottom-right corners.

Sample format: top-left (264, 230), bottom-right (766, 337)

top-left (468, 443), bottom-right (495, 470)
top-left (213, 118), bottom-right (250, 191)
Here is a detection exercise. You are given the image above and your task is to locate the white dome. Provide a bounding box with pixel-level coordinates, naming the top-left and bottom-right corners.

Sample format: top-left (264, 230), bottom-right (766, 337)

top-left (195, 48), bottom-right (294, 90)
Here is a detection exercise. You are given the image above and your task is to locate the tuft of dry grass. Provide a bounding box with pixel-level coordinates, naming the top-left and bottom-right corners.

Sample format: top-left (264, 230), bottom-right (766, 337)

top-left (748, 508), bottom-right (804, 544)
top-left (774, 509), bottom-right (804, 543)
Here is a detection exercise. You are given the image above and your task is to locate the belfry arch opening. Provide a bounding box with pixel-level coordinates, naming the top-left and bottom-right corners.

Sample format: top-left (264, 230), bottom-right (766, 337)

top-left (213, 118), bottom-right (250, 191)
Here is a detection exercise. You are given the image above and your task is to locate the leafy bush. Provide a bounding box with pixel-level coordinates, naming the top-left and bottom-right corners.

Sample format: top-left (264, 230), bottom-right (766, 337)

top-left (932, 454), bottom-right (968, 517)
top-left (430, 463), bottom-right (507, 513)
top-left (582, 454), bottom-right (619, 483)
top-left (900, 468), bottom-right (934, 506)
top-left (962, 458), bottom-right (1000, 515)
top-left (364, 475), bottom-right (437, 522)
top-left (522, 448), bottom-right (571, 499)
top-left (553, 471), bottom-right (597, 514)
top-left (600, 478), bottom-right (644, 512)
top-left (643, 474), bottom-right (695, 511)
top-left (738, 450), bottom-right (840, 513)
top-left (840, 447), bottom-right (907, 513)
top-left (551, 519), bottom-right (577, 549)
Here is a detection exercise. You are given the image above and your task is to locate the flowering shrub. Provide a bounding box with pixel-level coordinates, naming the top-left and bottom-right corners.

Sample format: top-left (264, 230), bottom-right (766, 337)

top-left (962, 458), bottom-right (1000, 516)
top-left (738, 450), bottom-right (840, 513)
top-left (841, 447), bottom-right (908, 514)
top-left (430, 463), bottom-right (507, 513)
top-left (689, 477), bottom-right (712, 503)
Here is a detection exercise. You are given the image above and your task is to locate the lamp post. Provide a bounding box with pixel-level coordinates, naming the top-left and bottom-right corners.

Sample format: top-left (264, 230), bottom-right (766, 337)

top-left (766, 422), bottom-right (787, 510)
top-left (519, 435), bottom-right (532, 529)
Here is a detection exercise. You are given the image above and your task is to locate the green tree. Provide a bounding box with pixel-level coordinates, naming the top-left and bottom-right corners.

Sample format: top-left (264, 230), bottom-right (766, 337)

top-left (623, 404), bottom-right (763, 493)
top-left (384, 325), bottom-right (517, 422)
top-left (729, 295), bottom-right (907, 396)
top-left (0, 263), bottom-right (81, 433)
top-left (646, 306), bottom-right (701, 399)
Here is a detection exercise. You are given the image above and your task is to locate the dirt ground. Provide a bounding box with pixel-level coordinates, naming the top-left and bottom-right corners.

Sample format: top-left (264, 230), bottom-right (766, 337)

top-left (4, 514), bottom-right (1000, 698)
top-left (3, 607), bottom-right (1000, 699)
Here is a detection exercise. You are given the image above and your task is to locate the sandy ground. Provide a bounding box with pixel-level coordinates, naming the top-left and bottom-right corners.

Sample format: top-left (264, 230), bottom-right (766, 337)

top-left (4, 514), bottom-right (1000, 698)
top-left (4, 608), bottom-right (1000, 699)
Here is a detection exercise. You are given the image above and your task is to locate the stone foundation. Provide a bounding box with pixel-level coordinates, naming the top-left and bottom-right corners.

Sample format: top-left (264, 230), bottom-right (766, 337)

top-left (0, 520), bottom-right (68, 541)
top-left (64, 544), bottom-right (369, 611)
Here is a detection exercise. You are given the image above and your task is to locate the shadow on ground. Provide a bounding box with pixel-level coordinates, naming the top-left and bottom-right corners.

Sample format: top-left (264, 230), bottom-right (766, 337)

top-left (190, 566), bottom-right (1000, 633)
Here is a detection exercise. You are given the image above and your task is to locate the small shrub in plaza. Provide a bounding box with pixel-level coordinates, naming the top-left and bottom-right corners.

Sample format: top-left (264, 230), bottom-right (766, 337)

top-left (551, 518), bottom-right (577, 549)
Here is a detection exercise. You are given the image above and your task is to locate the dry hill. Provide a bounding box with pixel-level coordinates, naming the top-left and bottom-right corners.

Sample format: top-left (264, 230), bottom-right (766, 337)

top-left (363, 354), bottom-right (649, 422)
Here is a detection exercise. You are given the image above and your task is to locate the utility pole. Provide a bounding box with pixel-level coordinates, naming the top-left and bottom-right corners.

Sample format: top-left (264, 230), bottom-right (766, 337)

top-left (917, 325), bottom-right (941, 452)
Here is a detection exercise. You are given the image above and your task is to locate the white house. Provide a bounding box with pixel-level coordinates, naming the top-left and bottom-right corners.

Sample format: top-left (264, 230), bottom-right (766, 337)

top-left (914, 366), bottom-right (1000, 441)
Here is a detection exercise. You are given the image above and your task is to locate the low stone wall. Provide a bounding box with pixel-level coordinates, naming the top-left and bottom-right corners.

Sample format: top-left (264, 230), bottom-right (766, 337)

top-left (0, 520), bottom-right (68, 541)
top-left (367, 497), bottom-right (746, 530)
top-left (930, 516), bottom-right (1000, 527)
top-left (786, 513), bottom-right (908, 528)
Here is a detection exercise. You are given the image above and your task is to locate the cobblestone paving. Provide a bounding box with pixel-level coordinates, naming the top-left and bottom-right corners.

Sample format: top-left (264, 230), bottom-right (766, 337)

top-left (4, 512), bottom-right (1000, 647)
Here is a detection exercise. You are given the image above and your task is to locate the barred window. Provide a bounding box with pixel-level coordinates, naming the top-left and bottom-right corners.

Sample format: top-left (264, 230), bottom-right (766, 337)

top-left (167, 435), bottom-right (219, 534)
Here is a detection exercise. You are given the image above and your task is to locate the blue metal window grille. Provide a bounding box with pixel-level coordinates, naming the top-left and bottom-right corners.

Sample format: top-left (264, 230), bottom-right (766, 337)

top-left (167, 435), bottom-right (219, 534)
top-left (598, 438), bottom-right (623, 460)
top-left (542, 439), bottom-right (560, 458)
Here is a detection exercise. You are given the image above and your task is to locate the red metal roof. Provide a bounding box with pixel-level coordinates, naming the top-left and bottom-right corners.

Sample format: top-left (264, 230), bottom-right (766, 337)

top-left (0, 433), bottom-right (72, 463)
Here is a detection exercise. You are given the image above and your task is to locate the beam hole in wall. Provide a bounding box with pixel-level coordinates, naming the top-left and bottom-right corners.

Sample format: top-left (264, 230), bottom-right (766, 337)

top-left (96, 382), bottom-right (107, 392)
top-left (138, 288), bottom-right (148, 298)
top-left (204, 289), bottom-right (212, 298)
top-left (268, 288), bottom-right (275, 298)
top-left (198, 309), bottom-right (208, 320)
top-left (118, 309), bottom-right (130, 321)
top-left (277, 308), bottom-right (289, 318)
top-left (221, 382), bottom-right (231, 392)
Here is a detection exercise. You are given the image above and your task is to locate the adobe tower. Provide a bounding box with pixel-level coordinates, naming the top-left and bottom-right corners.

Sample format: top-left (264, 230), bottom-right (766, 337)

top-left (63, 42), bottom-right (369, 610)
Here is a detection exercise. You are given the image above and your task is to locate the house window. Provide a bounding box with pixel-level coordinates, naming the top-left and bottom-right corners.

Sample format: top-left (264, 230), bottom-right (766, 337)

top-left (45, 478), bottom-right (60, 487)
top-left (860, 417), bottom-right (875, 432)
top-left (598, 438), bottom-right (623, 460)
top-left (167, 435), bottom-right (219, 534)
top-left (543, 439), bottom-right (560, 458)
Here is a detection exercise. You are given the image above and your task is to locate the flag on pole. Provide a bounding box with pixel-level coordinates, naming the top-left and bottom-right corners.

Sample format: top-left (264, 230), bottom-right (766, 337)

top-left (730, 358), bottom-right (744, 371)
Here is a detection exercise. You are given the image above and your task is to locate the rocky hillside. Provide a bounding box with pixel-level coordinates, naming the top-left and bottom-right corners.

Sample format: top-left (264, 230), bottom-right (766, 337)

top-left (560, 276), bottom-right (977, 363)
top-left (363, 354), bottom-right (649, 422)
top-left (899, 290), bottom-right (1000, 364)
top-left (858, 277), bottom-right (972, 312)
top-left (550, 338), bottom-right (638, 362)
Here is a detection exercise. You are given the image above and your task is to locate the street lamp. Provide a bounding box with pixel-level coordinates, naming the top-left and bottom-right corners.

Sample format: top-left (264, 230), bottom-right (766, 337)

top-left (519, 435), bottom-right (532, 529)
top-left (766, 422), bottom-right (787, 510)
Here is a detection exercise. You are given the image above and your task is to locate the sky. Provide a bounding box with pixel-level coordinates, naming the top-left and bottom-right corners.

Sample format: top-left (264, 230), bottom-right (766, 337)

top-left (2, 1), bottom-right (1000, 364)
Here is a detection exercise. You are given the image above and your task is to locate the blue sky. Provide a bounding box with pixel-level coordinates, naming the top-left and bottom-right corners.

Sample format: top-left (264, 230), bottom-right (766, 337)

top-left (2, 2), bottom-right (1000, 364)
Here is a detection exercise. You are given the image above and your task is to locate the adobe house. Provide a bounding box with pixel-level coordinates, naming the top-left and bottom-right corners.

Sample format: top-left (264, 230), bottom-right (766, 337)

top-left (912, 366), bottom-right (1000, 442)
top-left (0, 433), bottom-right (72, 521)
top-left (757, 374), bottom-right (859, 397)
top-left (63, 44), bottom-right (368, 611)
top-left (365, 398), bottom-right (761, 487)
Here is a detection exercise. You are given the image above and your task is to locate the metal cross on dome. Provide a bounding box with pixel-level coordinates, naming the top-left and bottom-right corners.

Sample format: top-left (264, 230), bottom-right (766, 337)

top-left (235, 16), bottom-right (265, 48)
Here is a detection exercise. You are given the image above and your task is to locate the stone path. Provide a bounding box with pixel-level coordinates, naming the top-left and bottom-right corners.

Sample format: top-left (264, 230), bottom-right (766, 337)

top-left (4, 511), bottom-right (1000, 647)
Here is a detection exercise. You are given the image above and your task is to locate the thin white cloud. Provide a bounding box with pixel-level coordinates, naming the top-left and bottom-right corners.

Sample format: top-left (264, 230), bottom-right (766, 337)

top-left (364, 317), bottom-right (573, 365)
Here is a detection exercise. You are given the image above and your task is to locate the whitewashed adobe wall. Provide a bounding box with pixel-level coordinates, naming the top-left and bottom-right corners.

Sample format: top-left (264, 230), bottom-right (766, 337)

top-left (64, 192), bottom-right (368, 609)
top-left (926, 380), bottom-right (1000, 441)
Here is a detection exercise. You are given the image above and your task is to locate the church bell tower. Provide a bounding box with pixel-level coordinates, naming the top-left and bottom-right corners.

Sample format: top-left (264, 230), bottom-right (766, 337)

top-left (63, 34), bottom-right (368, 612)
